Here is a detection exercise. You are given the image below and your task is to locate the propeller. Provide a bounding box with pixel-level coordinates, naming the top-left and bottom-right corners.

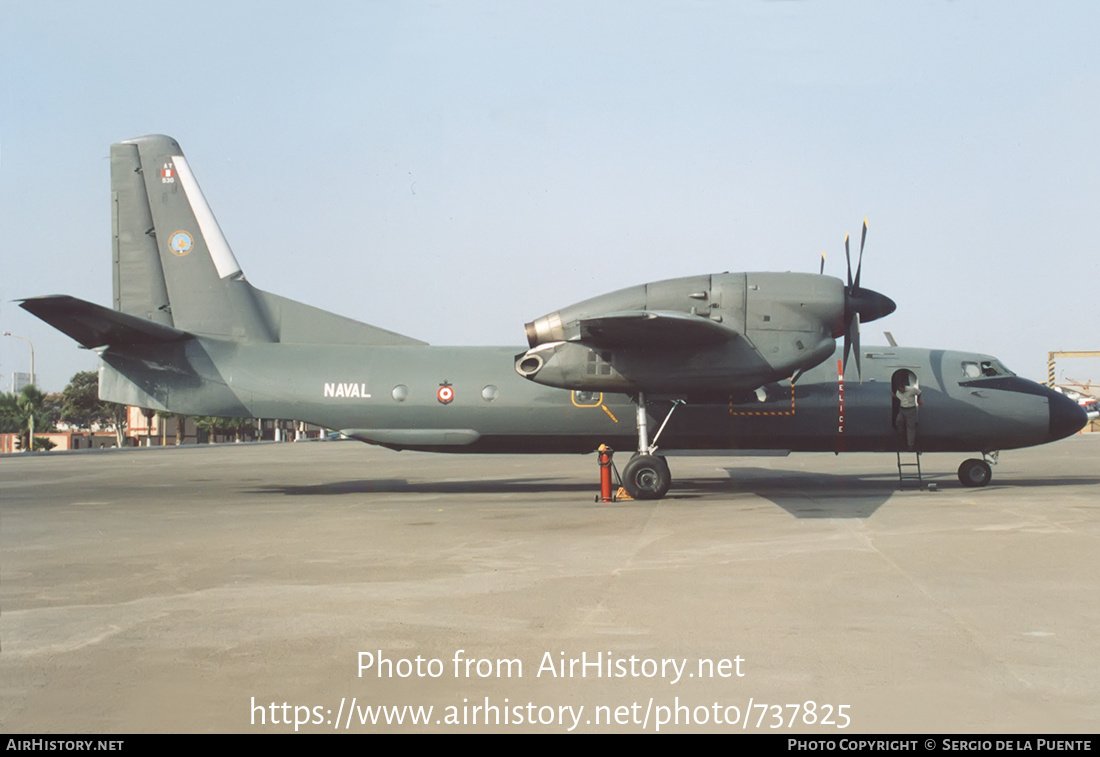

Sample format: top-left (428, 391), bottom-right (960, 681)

top-left (840, 219), bottom-right (896, 380)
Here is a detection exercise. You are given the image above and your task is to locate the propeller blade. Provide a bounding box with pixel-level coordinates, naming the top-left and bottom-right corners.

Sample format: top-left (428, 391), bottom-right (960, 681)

top-left (842, 315), bottom-right (853, 375)
top-left (855, 218), bottom-right (867, 289)
top-left (852, 313), bottom-right (862, 380)
top-left (844, 233), bottom-right (853, 287)
top-left (819, 251), bottom-right (825, 275)
top-left (841, 314), bottom-right (864, 381)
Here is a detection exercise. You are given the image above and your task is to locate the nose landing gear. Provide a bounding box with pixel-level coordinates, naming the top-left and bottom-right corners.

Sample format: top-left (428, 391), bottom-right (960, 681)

top-left (957, 451), bottom-right (997, 487)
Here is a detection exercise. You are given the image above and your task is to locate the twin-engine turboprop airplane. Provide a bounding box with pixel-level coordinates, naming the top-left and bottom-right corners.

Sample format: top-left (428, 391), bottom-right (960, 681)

top-left (20, 135), bottom-right (1087, 499)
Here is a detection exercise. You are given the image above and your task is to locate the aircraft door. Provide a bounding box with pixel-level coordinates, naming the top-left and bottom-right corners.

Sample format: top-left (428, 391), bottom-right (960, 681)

top-left (892, 369), bottom-right (920, 450)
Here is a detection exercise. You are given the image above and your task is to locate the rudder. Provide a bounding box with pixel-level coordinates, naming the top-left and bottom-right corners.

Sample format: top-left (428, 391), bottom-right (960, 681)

top-left (112, 141), bottom-right (173, 327)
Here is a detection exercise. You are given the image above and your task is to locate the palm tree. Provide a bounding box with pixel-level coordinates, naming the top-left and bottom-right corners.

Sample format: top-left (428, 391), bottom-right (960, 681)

top-left (222, 417), bottom-right (255, 443)
top-left (193, 416), bottom-right (219, 444)
top-left (155, 411), bottom-right (187, 445)
top-left (0, 392), bottom-right (22, 434)
top-left (15, 385), bottom-right (52, 451)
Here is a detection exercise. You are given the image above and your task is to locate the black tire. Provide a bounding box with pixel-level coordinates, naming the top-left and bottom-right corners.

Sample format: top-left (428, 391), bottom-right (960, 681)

top-left (957, 458), bottom-right (992, 487)
top-left (622, 454), bottom-right (671, 500)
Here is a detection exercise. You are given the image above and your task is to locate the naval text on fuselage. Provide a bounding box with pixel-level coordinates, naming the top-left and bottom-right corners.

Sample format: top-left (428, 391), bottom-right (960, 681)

top-left (357, 649), bottom-right (745, 685)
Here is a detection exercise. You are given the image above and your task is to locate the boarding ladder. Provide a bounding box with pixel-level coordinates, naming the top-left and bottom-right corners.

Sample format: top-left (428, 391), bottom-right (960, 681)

top-left (896, 450), bottom-right (923, 490)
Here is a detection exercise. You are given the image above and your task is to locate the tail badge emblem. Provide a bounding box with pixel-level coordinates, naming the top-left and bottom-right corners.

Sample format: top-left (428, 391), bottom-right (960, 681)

top-left (169, 231), bottom-right (193, 256)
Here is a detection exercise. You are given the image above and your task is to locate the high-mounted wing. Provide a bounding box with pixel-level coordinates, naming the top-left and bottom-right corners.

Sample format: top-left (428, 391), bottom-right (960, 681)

top-left (515, 262), bottom-right (894, 395)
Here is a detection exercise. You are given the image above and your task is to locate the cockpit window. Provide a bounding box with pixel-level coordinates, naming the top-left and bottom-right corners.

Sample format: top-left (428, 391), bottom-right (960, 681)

top-left (962, 360), bottom-right (1015, 379)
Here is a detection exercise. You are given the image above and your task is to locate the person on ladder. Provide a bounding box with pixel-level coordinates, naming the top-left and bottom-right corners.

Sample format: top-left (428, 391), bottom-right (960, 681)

top-left (895, 379), bottom-right (921, 451)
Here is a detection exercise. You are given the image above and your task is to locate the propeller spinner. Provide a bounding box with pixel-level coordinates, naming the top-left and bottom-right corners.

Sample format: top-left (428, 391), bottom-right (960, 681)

top-left (841, 219), bottom-right (896, 379)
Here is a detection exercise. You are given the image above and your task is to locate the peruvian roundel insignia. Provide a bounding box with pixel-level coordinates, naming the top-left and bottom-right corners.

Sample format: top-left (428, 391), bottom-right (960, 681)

top-left (437, 382), bottom-right (454, 405)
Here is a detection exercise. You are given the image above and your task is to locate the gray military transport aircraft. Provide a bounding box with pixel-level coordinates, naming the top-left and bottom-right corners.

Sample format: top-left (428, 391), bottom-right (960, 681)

top-left (20, 135), bottom-right (1087, 499)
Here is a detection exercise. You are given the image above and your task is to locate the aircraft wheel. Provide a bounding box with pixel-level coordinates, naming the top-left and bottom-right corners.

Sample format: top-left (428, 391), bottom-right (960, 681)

top-left (622, 454), bottom-right (671, 500)
top-left (957, 458), bottom-right (992, 487)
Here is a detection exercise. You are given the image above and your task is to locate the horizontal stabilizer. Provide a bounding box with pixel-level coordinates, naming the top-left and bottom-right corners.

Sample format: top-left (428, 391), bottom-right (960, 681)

top-left (19, 295), bottom-right (191, 350)
top-left (578, 310), bottom-right (736, 347)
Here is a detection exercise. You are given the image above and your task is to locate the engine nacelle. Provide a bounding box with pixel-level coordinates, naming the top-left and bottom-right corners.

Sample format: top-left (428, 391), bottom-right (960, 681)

top-left (517, 272), bottom-right (848, 394)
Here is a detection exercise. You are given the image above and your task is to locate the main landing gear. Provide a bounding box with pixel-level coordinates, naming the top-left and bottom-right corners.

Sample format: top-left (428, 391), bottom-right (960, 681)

top-left (957, 451), bottom-right (997, 487)
top-left (622, 454), bottom-right (671, 500)
top-left (619, 392), bottom-right (681, 500)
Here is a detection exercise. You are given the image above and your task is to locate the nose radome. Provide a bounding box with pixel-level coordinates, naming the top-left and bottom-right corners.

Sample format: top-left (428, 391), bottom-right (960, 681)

top-left (1048, 389), bottom-right (1088, 442)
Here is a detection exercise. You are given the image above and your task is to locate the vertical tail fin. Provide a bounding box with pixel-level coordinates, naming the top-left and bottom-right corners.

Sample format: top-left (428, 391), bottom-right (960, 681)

top-left (111, 141), bottom-right (173, 327)
top-left (111, 135), bottom-right (274, 341)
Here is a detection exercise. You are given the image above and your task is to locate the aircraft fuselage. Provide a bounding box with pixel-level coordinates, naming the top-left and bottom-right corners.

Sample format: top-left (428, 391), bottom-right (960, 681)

top-left (99, 338), bottom-right (1083, 456)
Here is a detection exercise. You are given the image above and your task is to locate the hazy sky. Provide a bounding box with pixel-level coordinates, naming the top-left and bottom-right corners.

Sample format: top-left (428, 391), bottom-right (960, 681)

top-left (2, 1), bottom-right (1099, 391)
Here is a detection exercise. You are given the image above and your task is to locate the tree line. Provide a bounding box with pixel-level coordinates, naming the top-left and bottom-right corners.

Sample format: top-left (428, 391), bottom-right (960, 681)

top-left (1, 370), bottom-right (259, 450)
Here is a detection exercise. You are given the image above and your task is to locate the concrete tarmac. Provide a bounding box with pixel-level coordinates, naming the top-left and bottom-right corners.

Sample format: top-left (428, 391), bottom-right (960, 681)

top-left (2, 436), bottom-right (1098, 733)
